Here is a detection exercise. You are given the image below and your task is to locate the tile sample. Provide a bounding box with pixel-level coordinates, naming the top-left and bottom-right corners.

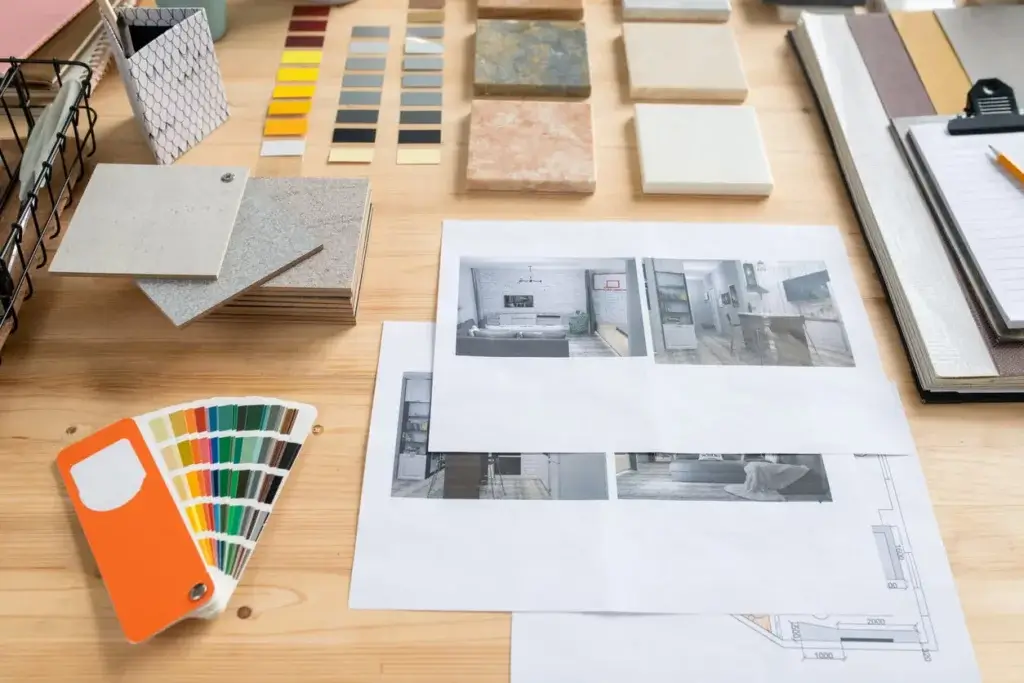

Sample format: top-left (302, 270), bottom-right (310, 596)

top-left (402, 73), bottom-right (443, 88)
top-left (408, 26), bottom-right (444, 38)
top-left (264, 118), bottom-right (309, 136)
top-left (349, 41), bottom-right (390, 55)
top-left (935, 6), bottom-right (1024, 99)
top-left (398, 129), bottom-right (442, 144)
top-left (137, 179), bottom-right (324, 327)
top-left (346, 57), bottom-right (387, 71)
top-left (622, 0), bottom-right (731, 21)
top-left (293, 5), bottom-right (331, 15)
top-left (409, 9), bottom-right (446, 22)
top-left (634, 103), bottom-right (771, 196)
top-left (342, 73), bottom-right (385, 88)
top-left (333, 128), bottom-right (378, 143)
top-left (403, 57), bottom-right (443, 70)
top-left (623, 23), bottom-right (746, 101)
top-left (285, 35), bottom-right (324, 48)
top-left (329, 147), bottom-right (375, 163)
top-left (268, 100), bottom-right (313, 115)
top-left (846, 14), bottom-right (933, 119)
top-left (400, 109), bottom-right (443, 124)
top-left (337, 109), bottom-right (380, 124)
top-left (276, 67), bottom-right (319, 82)
top-left (289, 19), bottom-right (328, 32)
top-left (410, 0), bottom-right (445, 7)
top-left (401, 91), bottom-right (443, 106)
top-left (474, 20), bottom-right (590, 97)
top-left (340, 90), bottom-right (382, 105)
top-left (260, 139), bottom-right (307, 157)
top-left (397, 148), bottom-right (442, 164)
top-left (352, 26), bottom-right (391, 38)
top-left (50, 164), bottom-right (248, 278)
top-left (466, 99), bottom-right (595, 194)
top-left (281, 50), bottom-right (323, 64)
top-left (405, 37), bottom-right (444, 54)
top-left (890, 10), bottom-right (969, 115)
top-left (477, 0), bottom-right (584, 19)
top-left (273, 84), bottom-right (316, 98)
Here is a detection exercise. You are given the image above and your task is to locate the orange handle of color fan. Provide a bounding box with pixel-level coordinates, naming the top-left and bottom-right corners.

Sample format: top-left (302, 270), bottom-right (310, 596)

top-left (57, 419), bottom-right (214, 643)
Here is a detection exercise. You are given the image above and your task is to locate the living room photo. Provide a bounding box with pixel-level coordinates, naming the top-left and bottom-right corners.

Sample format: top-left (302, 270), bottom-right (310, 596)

top-left (454, 257), bottom-right (648, 358)
top-left (614, 453), bottom-right (834, 502)
top-left (642, 258), bottom-right (855, 367)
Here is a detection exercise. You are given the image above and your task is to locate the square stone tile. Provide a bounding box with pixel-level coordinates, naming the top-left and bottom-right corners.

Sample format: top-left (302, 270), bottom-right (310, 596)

top-left (467, 99), bottom-right (595, 194)
top-left (634, 103), bottom-right (772, 196)
top-left (478, 0), bottom-right (584, 20)
top-left (623, 22), bottom-right (747, 101)
top-left (474, 20), bottom-right (590, 97)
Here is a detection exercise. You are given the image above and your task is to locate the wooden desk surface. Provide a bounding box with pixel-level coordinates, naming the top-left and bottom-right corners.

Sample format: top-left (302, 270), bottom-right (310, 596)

top-left (2, 1), bottom-right (1023, 681)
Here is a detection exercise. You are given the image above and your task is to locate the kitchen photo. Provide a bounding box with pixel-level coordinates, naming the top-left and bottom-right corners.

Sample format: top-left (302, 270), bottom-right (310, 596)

top-left (454, 257), bottom-right (648, 358)
top-left (390, 372), bottom-right (609, 500)
top-left (642, 259), bottom-right (855, 367)
top-left (614, 453), bottom-right (833, 502)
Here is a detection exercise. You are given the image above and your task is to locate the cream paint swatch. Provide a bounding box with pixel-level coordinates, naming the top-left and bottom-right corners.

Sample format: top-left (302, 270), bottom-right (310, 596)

top-left (623, 23), bottom-right (747, 101)
top-left (329, 147), bottom-right (375, 164)
top-left (890, 11), bottom-right (969, 115)
top-left (397, 148), bottom-right (442, 165)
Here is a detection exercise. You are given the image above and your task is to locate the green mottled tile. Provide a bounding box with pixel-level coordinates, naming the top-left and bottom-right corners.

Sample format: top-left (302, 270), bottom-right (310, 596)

top-left (473, 19), bottom-right (591, 98)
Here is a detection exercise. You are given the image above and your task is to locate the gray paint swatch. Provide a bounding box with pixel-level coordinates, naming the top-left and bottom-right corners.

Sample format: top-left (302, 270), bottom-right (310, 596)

top-left (342, 73), bottom-right (385, 88)
top-left (403, 57), bottom-right (443, 71)
top-left (846, 15), bottom-right (933, 119)
top-left (400, 110), bottom-right (442, 124)
top-left (50, 163), bottom-right (248, 279)
top-left (408, 26), bottom-right (444, 38)
top-left (349, 41), bottom-right (389, 55)
top-left (402, 73), bottom-right (443, 88)
top-left (136, 178), bottom-right (324, 327)
top-left (340, 90), bottom-right (382, 105)
top-left (405, 37), bottom-right (444, 54)
top-left (352, 26), bottom-right (390, 37)
top-left (346, 57), bottom-right (386, 71)
top-left (401, 91), bottom-right (443, 106)
top-left (337, 109), bottom-right (380, 124)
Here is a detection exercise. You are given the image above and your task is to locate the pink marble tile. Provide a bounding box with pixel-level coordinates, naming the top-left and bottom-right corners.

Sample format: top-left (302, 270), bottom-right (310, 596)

top-left (466, 99), bottom-right (596, 194)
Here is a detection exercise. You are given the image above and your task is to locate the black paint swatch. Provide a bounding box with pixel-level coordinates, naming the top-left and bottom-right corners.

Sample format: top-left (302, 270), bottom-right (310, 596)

top-left (333, 128), bottom-right (377, 143)
top-left (398, 129), bottom-right (441, 144)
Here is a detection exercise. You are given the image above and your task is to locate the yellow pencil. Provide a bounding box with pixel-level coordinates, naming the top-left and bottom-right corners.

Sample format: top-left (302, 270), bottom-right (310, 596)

top-left (989, 145), bottom-right (1024, 187)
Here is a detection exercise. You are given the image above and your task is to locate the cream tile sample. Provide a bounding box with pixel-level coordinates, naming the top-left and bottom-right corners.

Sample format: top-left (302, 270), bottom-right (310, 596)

top-left (622, 0), bottom-right (731, 21)
top-left (466, 99), bottom-right (595, 193)
top-left (623, 23), bottom-right (747, 101)
top-left (397, 148), bottom-right (442, 165)
top-left (635, 103), bottom-right (772, 196)
top-left (49, 164), bottom-right (248, 278)
top-left (329, 147), bottom-right (375, 164)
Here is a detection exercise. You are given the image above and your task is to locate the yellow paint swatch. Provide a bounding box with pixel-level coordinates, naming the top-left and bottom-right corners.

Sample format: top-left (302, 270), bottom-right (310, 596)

top-left (281, 49), bottom-right (323, 65)
top-left (268, 99), bottom-right (312, 115)
top-left (397, 148), bottom-right (441, 165)
top-left (328, 147), bottom-right (375, 164)
top-left (264, 118), bottom-right (309, 136)
top-left (891, 11), bottom-right (970, 115)
top-left (277, 67), bottom-right (320, 82)
top-left (273, 84), bottom-right (316, 99)
top-left (408, 9), bottom-right (445, 22)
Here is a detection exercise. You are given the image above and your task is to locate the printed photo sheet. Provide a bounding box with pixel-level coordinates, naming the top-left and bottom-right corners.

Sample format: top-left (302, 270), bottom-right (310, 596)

top-left (511, 453), bottom-right (981, 683)
top-left (428, 220), bottom-right (916, 455)
top-left (349, 322), bottom-right (896, 615)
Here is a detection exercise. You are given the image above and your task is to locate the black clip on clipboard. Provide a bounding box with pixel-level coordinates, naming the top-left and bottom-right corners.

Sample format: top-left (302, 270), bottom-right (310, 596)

top-left (947, 78), bottom-right (1024, 136)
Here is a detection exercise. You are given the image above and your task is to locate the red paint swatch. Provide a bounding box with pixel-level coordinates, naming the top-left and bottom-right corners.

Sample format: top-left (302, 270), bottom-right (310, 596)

top-left (285, 35), bottom-right (326, 48)
top-left (288, 19), bottom-right (328, 33)
top-left (292, 5), bottom-right (331, 16)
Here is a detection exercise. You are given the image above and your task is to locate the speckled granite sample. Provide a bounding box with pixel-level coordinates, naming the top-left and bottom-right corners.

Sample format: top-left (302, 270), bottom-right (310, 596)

top-left (466, 99), bottom-right (595, 194)
top-left (478, 0), bottom-right (584, 20)
top-left (473, 20), bottom-right (590, 97)
top-left (136, 178), bottom-right (324, 327)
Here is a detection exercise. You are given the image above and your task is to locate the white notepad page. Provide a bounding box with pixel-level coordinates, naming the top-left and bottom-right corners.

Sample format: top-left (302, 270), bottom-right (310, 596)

top-left (908, 122), bottom-right (1024, 329)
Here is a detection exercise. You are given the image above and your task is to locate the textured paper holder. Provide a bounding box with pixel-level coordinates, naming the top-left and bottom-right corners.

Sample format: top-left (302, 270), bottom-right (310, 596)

top-left (105, 7), bottom-right (230, 164)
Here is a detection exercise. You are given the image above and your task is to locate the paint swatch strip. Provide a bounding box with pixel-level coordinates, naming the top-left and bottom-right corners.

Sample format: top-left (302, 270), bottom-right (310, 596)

top-left (330, 26), bottom-right (391, 164)
top-left (260, 5), bottom-right (332, 158)
top-left (398, 10), bottom-right (444, 166)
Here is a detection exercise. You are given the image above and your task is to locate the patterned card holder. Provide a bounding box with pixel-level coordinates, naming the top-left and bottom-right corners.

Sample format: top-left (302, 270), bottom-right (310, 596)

top-left (105, 7), bottom-right (230, 165)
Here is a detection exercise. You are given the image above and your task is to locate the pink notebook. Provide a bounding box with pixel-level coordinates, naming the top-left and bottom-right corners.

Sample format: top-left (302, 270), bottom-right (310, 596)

top-left (0, 0), bottom-right (91, 60)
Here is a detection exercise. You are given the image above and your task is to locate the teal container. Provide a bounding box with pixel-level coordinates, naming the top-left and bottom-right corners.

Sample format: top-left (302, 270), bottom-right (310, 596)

top-left (154, 0), bottom-right (228, 42)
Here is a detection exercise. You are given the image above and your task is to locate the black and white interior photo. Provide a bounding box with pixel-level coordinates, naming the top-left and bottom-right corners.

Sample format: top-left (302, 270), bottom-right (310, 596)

top-left (390, 372), bottom-right (609, 500)
top-left (642, 259), bottom-right (854, 367)
top-left (614, 453), bottom-right (833, 502)
top-left (455, 258), bottom-right (648, 358)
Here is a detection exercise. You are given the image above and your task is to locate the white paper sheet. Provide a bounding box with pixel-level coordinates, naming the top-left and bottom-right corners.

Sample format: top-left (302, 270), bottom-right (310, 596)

top-left (511, 453), bottom-right (981, 683)
top-left (428, 220), bottom-right (915, 455)
top-left (349, 322), bottom-right (896, 615)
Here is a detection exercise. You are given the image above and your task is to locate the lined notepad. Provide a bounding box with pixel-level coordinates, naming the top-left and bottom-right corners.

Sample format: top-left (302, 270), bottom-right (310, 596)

top-left (908, 122), bottom-right (1024, 329)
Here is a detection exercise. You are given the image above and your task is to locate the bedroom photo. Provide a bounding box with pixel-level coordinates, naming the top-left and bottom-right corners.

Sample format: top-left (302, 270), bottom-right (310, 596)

top-left (455, 258), bottom-right (648, 358)
top-left (642, 259), bottom-right (855, 367)
top-left (614, 453), bottom-right (833, 502)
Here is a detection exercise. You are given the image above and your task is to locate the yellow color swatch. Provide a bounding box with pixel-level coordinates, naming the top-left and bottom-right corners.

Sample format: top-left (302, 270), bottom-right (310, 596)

top-left (891, 11), bottom-right (970, 115)
top-left (268, 100), bottom-right (312, 116)
top-left (264, 118), bottom-right (309, 136)
top-left (281, 49), bottom-right (322, 65)
top-left (276, 67), bottom-right (319, 82)
top-left (328, 147), bottom-right (375, 164)
top-left (162, 446), bottom-right (182, 472)
top-left (397, 148), bottom-right (441, 165)
top-left (408, 9), bottom-right (445, 22)
top-left (272, 84), bottom-right (316, 99)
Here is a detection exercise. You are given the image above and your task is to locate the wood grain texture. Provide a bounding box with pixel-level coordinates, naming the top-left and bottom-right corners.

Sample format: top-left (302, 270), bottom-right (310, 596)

top-left (1, 0), bottom-right (1023, 681)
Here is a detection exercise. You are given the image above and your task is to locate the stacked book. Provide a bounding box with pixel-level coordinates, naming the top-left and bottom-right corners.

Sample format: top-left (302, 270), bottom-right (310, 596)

top-left (789, 7), bottom-right (1024, 399)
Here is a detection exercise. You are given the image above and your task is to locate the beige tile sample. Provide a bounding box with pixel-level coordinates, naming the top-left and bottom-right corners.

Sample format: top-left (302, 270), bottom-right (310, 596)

top-left (466, 99), bottom-right (595, 194)
top-left (635, 103), bottom-right (772, 196)
top-left (397, 148), bottom-right (442, 165)
top-left (477, 0), bottom-right (584, 19)
top-left (623, 22), bottom-right (747, 101)
top-left (49, 163), bottom-right (248, 278)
